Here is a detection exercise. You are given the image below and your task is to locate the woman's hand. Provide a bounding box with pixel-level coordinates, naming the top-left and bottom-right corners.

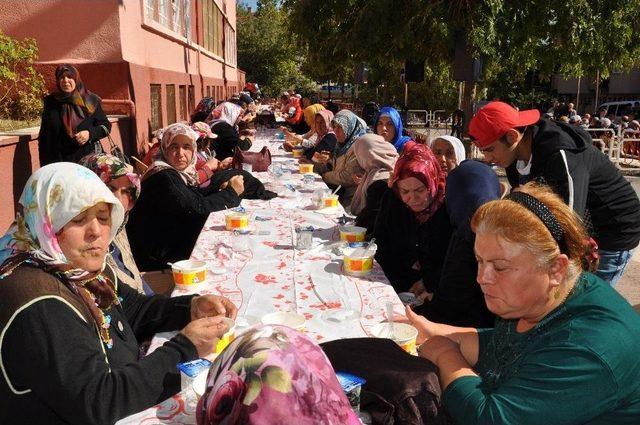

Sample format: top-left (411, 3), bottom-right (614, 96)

top-left (404, 305), bottom-right (439, 344)
top-left (205, 157), bottom-right (220, 172)
top-left (191, 295), bottom-right (238, 321)
top-left (283, 141), bottom-right (295, 152)
top-left (223, 175), bottom-right (245, 196)
top-left (74, 130), bottom-right (90, 145)
top-left (312, 151), bottom-right (331, 164)
top-left (219, 157), bottom-right (233, 170)
top-left (417, 335), bottom-right (461, 365)
top-left (181, 316), bottom-right (229, 358)
top-left (409, 279), bottom-right (432, 301)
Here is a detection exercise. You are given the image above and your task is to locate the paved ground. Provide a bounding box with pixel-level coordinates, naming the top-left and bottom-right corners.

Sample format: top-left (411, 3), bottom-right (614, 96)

top-left (615, 176), bottom-right (640, 308)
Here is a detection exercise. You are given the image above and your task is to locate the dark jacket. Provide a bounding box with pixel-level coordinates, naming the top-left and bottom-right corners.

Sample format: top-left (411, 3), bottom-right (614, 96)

top-left (304, 133), bottom-right (337, 161)
top-left (0, 264), bottom-right (197, 425)
top-left (38, 94), bottom-right (111, 165)
top-left (127, 168), bottom-right (241, 271)
top-left (373, 189), bottom-right (453, 293)
top-left (506, 119), bottom-right (640, 251)
top-left (355, 179), bottom-right (389, 237)
top-left (416, 160), bottom-right (498, 328)
top-left (210, 121), bottom-right (252, 160)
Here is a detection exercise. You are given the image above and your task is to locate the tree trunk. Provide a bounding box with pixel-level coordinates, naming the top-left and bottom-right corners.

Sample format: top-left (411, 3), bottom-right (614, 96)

top-left (461, 81), bottom-right (477, 155)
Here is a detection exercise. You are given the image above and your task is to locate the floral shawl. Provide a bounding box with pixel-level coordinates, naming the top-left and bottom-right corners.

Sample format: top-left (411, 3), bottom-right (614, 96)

top-left (53, 64), bottom-right (101, 138)
top-left (0, 163), bottom-right (125, 347)
top-left (197, 325), bottom-right (360, 425)
top-left (80, 153), bottom-right (141, 204)
top-left (388, 142), bottom-right (446, 224)
top-left (332, 109), bottom-right (369, 158)
top-left (145, 123), bottom-right (200, 186)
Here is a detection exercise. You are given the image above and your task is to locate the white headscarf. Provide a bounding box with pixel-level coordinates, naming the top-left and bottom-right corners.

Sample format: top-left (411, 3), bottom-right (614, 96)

top-left (147, 123), bottom-right (200, 186)
top-left (206, 102), bottom-right (244, 127)
top-left (429, 135), bottom-right (466, 167)
top-left (0, 162), bottom-right (124, 273)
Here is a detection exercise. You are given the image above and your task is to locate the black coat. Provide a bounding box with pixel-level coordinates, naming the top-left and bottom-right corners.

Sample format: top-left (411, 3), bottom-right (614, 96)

top-left (37, 94), bottom-right (111, 165)
top-left (506, 119), bottom-right (640, 251)
top-left (373, 189), bottom-right (453, 293)
top-left (355, 179), bottom-right (388, 237)
top-left (304, 133), bottom-right (337, 161)
top-left (127, 168), bottom-right (241, 271)
top-left (210, 121), bottom-right (252, 160)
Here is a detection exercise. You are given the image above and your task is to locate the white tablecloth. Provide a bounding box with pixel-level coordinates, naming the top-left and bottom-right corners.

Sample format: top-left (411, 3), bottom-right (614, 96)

top-left (118, 130), bottom-right (402, 424)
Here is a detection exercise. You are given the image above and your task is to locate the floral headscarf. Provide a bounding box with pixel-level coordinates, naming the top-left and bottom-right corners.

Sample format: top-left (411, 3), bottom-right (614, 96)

top-left (350, 134), bottom-right (399, 215)
top-left (389, 142), bottom-right (446, 223)
top-left (0, 162), bottom-right (125, 347)
top-left (331, 110), bottom-right (369, 157)
top-left (206, 102), bottom-right (244, 127)
top-left (191, 121), bottom-right (217, 141)
top-left (54, 64), bottom-right (100, 138)
top-left (197, 325), bottom-right (360, 425)
top-left (145, 123), bottom-right (200, 186)
top-left (303, 103), bottom-right (325, 130)
top-left (79, 153), bottom-right (141, 204)
top-left (374, 106), bottom-right (413, 153)
top-left (315, 109), bottom-right (334, 139)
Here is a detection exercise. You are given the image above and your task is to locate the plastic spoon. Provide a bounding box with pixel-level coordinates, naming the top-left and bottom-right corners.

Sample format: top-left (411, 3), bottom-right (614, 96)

top-left (385, 301), bottom-right (395, 340)
top-left (331, 185), bottom-right (342, 196)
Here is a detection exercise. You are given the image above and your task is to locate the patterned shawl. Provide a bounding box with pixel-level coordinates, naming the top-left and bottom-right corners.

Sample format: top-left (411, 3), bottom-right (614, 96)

top-left (332, 109), bottom-right (369, 158)
top-left (53, 64), bottom-right (100, 138)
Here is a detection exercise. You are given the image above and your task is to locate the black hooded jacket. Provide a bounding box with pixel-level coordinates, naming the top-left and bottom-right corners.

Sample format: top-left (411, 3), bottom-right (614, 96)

top-left (506, 119), bottom-right (640, 251)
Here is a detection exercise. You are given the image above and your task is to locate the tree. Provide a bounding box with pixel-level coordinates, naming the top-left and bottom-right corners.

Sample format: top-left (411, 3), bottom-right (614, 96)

top-left (237, 0), bottom-right (318, 97)
top-left (0, 31), bottom-right (46, 121)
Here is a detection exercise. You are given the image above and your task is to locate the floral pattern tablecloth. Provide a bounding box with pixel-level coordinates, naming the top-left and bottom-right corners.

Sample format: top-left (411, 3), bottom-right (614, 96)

top-left (117, 131), bottom-right (403, 424)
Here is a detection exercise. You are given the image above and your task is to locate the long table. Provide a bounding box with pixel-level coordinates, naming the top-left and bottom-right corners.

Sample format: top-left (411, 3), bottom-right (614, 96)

top-left (118, 129), bottom-right (403, 424)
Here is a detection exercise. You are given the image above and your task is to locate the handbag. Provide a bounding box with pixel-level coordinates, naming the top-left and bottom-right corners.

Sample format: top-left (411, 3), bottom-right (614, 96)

top-left (100, 124), bottom-right (130, 165)
top-left (231, 145), bottom-right (271, 172)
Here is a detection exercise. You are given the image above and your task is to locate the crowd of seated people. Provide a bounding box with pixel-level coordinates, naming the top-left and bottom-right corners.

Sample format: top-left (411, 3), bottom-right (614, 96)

top-left (2, 80), bottom-right (640, 424)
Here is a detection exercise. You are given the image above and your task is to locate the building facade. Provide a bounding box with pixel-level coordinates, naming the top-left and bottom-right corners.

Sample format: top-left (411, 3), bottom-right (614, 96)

top-left (0, 0), bottom-right (244, 229)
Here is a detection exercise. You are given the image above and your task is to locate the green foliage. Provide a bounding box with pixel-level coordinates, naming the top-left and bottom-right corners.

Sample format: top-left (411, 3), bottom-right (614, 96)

top-left (237, 0), bottom-right (318, 97)
top-left (0, 31), bottom-right (46, 121)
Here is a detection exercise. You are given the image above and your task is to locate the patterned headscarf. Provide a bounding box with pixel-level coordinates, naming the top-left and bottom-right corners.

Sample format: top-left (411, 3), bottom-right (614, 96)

top-left (80, 153), bottom-right (141, 205)
top-left (54, 64), bottom-right (100, 138)
top-left (206, 102), bottom-right (244, 127)
top-left (331, 110), bottom-right (369, 157)
top-left (375, 106), bottom-right (413, 153)
top-left (194, 97), bottom-right (216, 116)
top-left (389, 142), bottom-right (446, 223)
top-left (350, 134), bottom-right (399, 215)
top-left (197, 325), bottom-right (360, 425)
top-left (0, 162), bottom-right (125, 347)
top-left (428, 135), bottom-right (466, 168)
top-left (145, 123), bottom-right (200, 186)
top-left (315, 109), bottom-right (333, 136)
top-left (303, 103), bottom-right (325, 130)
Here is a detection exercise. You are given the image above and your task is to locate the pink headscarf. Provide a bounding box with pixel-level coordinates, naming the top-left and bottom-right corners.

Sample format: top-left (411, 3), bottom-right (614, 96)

top-left (350, 134), bottom-right (398, 215)
top-left (389, 142), bottom-right (446, 223)
top-left (315, 109), bottom-right (335, 139)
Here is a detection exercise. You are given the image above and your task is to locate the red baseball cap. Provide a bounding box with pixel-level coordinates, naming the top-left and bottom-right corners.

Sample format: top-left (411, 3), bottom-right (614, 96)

top-left (468, 102), bottom-right (540, 148)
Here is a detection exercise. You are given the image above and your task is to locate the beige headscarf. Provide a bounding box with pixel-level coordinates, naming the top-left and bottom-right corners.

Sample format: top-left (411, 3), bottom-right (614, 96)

top-left (350, 134), bottom-right (399, 214)
top-left (145, 123), bottom-right (200, 186)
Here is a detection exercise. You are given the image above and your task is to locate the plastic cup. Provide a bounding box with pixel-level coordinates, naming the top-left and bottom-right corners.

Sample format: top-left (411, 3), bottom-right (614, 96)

top-left (299, 163), bottom-right (314, 174)
top-left (261, 311), bottom-right (306, 331)
top-left (343, 254), bottom-right (374, 277)
top-left (370, 322), bottom-right (418, 354)
top-left (292, 146), bottom-right (304, 158)
top-left (321, 194), bottom-right (339, 208)
top-left (225, 212), bottom-right (249, 231)
top-left (171, 260), bottom-right (207, 286)
top-left (339, 226), bottom-right (367, 243)
top-left (215, 317), bottom-right (236, 353)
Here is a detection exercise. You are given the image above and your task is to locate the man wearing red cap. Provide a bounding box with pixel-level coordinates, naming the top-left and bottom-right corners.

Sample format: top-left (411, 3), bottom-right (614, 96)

top-left (469, 101), bottom-right (640, 286)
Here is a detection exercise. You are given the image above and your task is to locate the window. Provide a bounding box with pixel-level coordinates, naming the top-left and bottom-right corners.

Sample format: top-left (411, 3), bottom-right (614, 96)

top-left (150, 84), bottom-right (163, 131)
top-left (202, 0), bottom-right (223, 56)
top-left (206, 86), bottom-right (211, 97)
top-left (179, 85), bottom-right (187, 120)
top-left (144, 0), bottom-right (190, 37)
top-left (166, 85), bottom-right (176, 124)
top-left (188, 85), bottom-right (195, 114)
top-left (224, 22), bottom-right (236, 66)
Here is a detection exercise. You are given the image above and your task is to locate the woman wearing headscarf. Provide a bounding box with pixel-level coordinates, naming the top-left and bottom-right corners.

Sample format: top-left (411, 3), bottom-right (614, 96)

top-left (80, 153), bottom-right (152, 295)
top-left (429, 136), bottom-right (466, 174)
top-left (191, 97), bottom-right (216, 124)
top-left (282, 103), bottom-right (325, 150)
top-left (374, 106), bottom-right (413, 153)
top-left (206, 102), bottom-right (252, 160)
top-left (0, 163), bottom-right (237, 424)
top-left (373, 142), bottom-right (452, 294)
top-left (406, 183), bottom-right (640, 425)
top-left (38, 64), bottom-right (111, 165)
top-left (415, 160), bottom-right (499, 327)
top-left (351, 134), bottom-right (398, 233)
top-left (285, 96), bottom-right (307, 134)
top-left (197, 325), bottom-right (360, 425)
top-left (127, 123), bottom-right (245, 271)
top-left (314, 110), bottom-right (368, 208)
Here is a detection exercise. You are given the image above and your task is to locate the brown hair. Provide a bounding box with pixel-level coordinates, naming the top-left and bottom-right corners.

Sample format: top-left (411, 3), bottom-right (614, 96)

top-left (471, 183), bottom-right (589, 277)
